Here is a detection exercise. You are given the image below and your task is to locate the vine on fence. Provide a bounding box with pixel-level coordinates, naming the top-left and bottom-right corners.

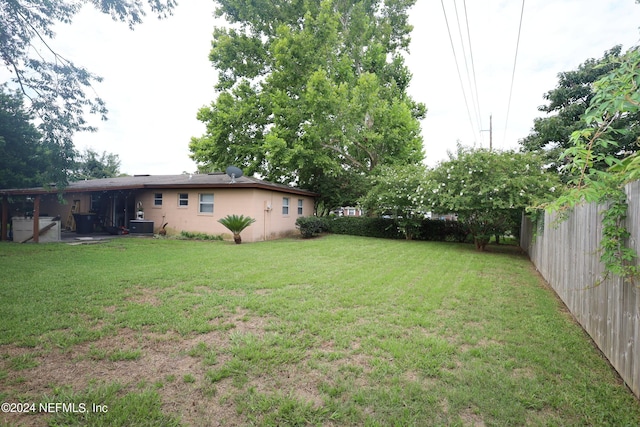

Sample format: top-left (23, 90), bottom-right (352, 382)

top-left (545, 46), bottom-right (640, 285)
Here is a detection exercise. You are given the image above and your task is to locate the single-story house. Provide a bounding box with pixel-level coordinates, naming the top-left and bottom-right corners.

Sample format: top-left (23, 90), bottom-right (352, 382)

top-left (0, 173), bottom-right (318, 243)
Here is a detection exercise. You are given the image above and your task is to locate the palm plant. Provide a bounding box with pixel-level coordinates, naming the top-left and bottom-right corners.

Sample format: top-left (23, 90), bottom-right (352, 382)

top-left (218, 214), bottom-right (256, 244)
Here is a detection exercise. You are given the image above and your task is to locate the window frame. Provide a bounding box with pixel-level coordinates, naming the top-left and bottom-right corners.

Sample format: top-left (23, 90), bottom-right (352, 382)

top-left (153, 193), bottom-right (163, 207)
top-left (178, 193), bottom-right (189, 208)
top-left (198, 193), bottom-right (214, 214)
top-left (282, 197), bottom-right (290, 215)
top-left (90, 193), bottom-right (100, 212)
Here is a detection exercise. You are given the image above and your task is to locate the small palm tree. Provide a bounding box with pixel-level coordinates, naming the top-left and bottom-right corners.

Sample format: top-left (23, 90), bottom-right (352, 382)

top-left (218, 214), bottom-right (256, 244)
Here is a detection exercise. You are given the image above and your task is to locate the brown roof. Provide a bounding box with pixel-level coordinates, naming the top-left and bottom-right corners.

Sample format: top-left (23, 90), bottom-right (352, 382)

top-left (0, 174), bottom-right (318, 197)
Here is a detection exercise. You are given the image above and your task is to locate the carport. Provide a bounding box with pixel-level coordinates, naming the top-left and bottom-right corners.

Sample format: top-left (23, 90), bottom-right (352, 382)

top-left (1, 182), bottom-right (144, 242)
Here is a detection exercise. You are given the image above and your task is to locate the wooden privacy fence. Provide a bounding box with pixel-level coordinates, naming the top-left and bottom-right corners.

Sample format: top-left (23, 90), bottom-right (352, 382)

top-left (521, 180), bottom-right (640, 398)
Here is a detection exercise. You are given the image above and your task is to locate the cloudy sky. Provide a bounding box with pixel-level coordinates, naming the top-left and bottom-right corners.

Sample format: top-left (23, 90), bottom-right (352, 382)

top-left (49, 0), bottom-right (640, 175)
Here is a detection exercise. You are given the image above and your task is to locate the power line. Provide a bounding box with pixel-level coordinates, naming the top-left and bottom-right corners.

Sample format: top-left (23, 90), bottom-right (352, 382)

top-left (503, 0), bottom-right (525, 146)
top-left (462, 0), bottom-right (483, 137)
top-left (453, 0), bottom-right (482, 138)
top-left (440, 0), bottom-right (479, 144)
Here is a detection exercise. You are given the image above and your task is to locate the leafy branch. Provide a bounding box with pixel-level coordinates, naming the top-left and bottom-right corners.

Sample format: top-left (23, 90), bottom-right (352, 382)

top-left (546, 46), bottom-right (640, 285)
top-left (1, 0), bottom-right (176, 187)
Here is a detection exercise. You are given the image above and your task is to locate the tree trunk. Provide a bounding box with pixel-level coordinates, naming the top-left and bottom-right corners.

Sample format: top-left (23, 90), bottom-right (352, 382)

top-left (233, 233), bottom-right (242, 244)
top-left (474, 237), bottom-right (488, 251)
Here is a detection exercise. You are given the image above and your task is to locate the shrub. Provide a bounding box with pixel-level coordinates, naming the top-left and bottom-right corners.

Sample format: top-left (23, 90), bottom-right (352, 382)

top-left (295, 216), bottom-right (326, 238)
top-left (178, 231), bottom-right (223, 241)
top-left (322, 217), bottom-right (401, 239)
top-left (416, 219), bottom-right (448, 241)
top-left (218, 214), bottom-right (256, 244)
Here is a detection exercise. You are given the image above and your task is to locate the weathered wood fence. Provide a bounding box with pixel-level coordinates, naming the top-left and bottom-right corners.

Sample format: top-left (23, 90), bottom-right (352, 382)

top-left (521, 180), bottom-right (640, 399)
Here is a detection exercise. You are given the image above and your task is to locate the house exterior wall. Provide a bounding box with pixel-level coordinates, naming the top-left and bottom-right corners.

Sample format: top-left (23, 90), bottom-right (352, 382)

top-left (39, 194), bottom-right (93, 230)
top-left (134, 187), bottom-right (314, 242)
top-left (343, 207), bottom-right (362, 217)
top-left (38, 194), bottom-right (85, 217)
top-left (248, 189), bottom-right (314, 242)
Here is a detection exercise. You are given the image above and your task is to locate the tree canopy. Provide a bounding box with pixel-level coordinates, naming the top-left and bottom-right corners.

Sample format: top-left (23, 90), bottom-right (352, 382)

top-left (0, 88), bottom-right (124, 189)
top-left (0, 87), bottom-right (53, 189)
top-left (189, 0), bottom-right (426, 211)
top-left (428, 146), bottom-right (561, 250)
top-left (0, 0), bottom-right (176, 187)
top-left (520, 46), bottom-right (640, 178)
top-left (71, 148), bottom-right (122, 181)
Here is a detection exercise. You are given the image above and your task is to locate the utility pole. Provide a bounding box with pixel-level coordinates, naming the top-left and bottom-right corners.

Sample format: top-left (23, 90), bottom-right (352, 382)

top-left (480, 114), bottom-right (493, 150)
top-left (489, 114), bottom-right (493, 150)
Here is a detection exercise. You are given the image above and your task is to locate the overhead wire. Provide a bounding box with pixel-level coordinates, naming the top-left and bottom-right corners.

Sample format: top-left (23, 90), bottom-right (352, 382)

top-left (462, 0), bottom-right (483, 139)
top-left (440, 0), bottom-right (479, 144)
top-left (453, 0), bottom-right (482, 142)
top-left (503, 0), bottom-right (526, 146)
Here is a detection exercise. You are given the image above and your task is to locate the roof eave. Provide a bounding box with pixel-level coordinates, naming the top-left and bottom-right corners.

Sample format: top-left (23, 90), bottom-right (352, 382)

top-left (1, 182), bottom-right (318, 198)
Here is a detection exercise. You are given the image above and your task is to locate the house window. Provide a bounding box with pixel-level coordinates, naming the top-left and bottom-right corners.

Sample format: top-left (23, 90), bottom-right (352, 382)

top-left (178, 193), bottom-right (189, 207)
top-left (347, 208), bottom-right (356, 216)
top-left (90, 193), bottom-right (100, 212)
top-left (297, 199), bottom-right (303, 215)
top-left (282, 197), bottom-right (289, 215)
top-left (154, 193), bottom-right (163, 206)
top-left (199, 193), bottom-right (214, 214)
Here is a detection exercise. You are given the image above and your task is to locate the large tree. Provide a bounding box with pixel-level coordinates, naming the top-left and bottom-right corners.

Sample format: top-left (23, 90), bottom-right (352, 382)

top-left (1, 0), bottom-right (176, 187)
top-left (428, 146), bottom-right (561, 251)
top-left (0, 87), bottom-right (55, 189)
top-left (190, 0), bottom-right (426, 210)
top-left (71, 148), bottom-right (122, 181)
top-left (520, 46), bottom-right (640, 178)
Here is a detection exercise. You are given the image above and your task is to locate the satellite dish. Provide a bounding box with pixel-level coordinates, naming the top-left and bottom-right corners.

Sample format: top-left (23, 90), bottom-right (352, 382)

top-left (226, 166), bottom-right (244, 183)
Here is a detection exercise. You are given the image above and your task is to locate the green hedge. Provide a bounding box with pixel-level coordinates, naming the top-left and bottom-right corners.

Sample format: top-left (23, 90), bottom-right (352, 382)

top-left (313, 216), bottom-right (469, 242)
top-left (322, 217), bottom-right (401, 239)
top-left (417, 219), bottom-right (469, 242)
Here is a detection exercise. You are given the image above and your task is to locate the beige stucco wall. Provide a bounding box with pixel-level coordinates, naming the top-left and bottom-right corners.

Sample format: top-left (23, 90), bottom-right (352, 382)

top-left (135, 188), bottom-right (315, 242)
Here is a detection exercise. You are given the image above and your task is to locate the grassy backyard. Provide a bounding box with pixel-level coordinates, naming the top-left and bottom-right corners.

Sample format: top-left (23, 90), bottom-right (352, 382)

top-left (0, 235), bottom-right (639, 426)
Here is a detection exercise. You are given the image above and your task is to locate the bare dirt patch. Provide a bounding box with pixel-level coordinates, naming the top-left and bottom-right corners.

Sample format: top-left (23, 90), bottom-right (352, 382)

top-left (511, 366), bottom-right (536, 380)
top-left (0, 317), bottom-right (274, 426)
top-left (124, 285), bottom-right (163, 306)
top-left (192, 286), bottom-right (214, 294)
top-left (460, 407), bottom-right (486, 426)
top-left (249, 368), bottom-right (326, 409)
top-left (227, 308), bottom-right (272, 336)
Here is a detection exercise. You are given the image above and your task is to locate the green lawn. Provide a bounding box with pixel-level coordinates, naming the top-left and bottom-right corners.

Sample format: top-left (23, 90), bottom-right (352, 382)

top-left (0, 235), bottom-right (638, 426)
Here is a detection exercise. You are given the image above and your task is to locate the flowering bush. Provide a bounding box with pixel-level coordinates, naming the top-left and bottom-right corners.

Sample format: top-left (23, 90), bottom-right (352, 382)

top-left (427, 146), bottom-right (561, 250)
top-left (359, 164), bottom-right (430, 239)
